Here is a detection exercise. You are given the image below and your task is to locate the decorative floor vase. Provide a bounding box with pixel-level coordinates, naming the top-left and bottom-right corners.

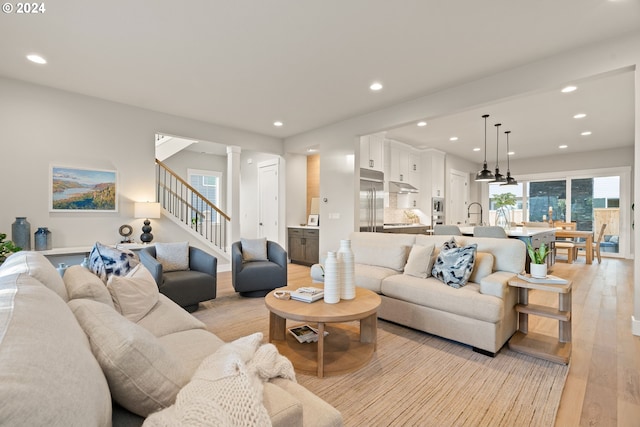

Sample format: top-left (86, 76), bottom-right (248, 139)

top-left (338, 239), bottom-right (355, 300)
top-left (324, 252), bottom-right (341, 304)
top-left (11, 217), bottom-right (31, 250)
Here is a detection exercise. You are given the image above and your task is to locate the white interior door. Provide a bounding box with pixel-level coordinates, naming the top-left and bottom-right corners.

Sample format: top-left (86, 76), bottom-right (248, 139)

top-left (449, 169), bottom-right (469, 225)
top-left (258, 161), bottom-right (279, 242)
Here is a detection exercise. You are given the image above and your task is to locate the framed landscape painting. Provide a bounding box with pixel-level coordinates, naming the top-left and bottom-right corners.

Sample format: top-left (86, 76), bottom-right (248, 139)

top-left (50, 166), bottom-right (118, 212)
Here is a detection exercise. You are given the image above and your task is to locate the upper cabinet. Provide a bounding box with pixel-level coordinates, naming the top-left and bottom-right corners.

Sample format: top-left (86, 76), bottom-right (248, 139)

top-left (421, 149), bottom-right (446, 198)
top-left (359, 133), bottom-right (385, 172)
top-left (385, 140), bottom-right (420, 187)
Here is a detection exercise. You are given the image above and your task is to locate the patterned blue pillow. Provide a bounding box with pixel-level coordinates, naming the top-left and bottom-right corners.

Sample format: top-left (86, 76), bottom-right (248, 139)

top-left (431, 243), bottom-right (477, 288)
top-left (89, 242), bottom-right (139, 283)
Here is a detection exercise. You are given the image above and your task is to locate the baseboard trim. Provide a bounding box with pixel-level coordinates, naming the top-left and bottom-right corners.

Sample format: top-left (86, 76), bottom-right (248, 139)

top-left (632, 315), bottom-right (640, 336)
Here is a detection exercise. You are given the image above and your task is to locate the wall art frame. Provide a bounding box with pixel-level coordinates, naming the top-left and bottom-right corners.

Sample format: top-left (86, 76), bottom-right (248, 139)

top-left (307, 214), bottom-right (319, 226)
top-left (50, 165), bottom-right (118, 212)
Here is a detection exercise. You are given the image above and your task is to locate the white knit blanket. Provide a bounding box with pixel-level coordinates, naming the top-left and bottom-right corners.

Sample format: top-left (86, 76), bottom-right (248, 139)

top-left (143, 333), bottom-right (296, 427)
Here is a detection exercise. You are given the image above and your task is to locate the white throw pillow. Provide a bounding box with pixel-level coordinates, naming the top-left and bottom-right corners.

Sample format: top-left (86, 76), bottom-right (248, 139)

top-left (107, 264), bottom-right (159, 322)
top-left (68, 298), bottom-right (189, 417)
top-left (241, 237), bottom-right (268, 262)
top-left (403, 244), bottom-right (435, 278)
top-left (154, 242), bottom-right (189, 272)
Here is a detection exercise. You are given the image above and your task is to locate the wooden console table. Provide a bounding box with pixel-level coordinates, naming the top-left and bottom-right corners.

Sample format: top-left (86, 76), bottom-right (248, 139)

top-left (508, 276), bottom-right (572, 364)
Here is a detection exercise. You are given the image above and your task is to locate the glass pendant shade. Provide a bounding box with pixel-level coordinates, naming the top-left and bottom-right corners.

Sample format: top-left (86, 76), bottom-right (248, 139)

top-left (490, 123), bottom-right (506, 183)
top-left (501, 130), bottom-right (518, 186)
top-left (475, 114), bottom-right (495, 182)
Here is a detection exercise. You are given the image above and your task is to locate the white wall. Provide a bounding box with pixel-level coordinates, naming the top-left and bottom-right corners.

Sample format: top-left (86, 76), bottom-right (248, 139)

top-left (0, 77), bottom-right (282, 250)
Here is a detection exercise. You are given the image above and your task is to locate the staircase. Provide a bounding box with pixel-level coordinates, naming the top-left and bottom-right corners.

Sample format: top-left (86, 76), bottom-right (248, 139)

top-left (155, 159), bottom-right (230, 260)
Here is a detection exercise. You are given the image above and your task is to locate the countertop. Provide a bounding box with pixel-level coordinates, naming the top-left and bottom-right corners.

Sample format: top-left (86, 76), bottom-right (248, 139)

top-left (383, 223), bottom-right (428, 230)
top-left (459, 226), bottom-right (556, 237)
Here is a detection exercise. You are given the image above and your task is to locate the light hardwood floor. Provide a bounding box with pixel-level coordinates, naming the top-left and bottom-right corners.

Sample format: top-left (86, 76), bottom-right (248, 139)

top-left (214, 257), bottom-right (640, 426)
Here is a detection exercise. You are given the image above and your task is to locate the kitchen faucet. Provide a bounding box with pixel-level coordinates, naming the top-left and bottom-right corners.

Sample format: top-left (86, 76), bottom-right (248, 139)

top-left (467, 202), bottom-right (483, 225)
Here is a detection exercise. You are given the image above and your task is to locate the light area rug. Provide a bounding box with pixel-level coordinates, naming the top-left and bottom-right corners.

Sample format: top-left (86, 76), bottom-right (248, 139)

top-left (195, 296), bottom-right (568, 427)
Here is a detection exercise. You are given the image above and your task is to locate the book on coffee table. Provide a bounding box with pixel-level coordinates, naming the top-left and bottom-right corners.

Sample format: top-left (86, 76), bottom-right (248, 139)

top-left (290, 287), bottom-right (324, 303)
top-left (288, 325), bottom-right (318, 343)
top-left (288, 324), bottom-right (329, 343)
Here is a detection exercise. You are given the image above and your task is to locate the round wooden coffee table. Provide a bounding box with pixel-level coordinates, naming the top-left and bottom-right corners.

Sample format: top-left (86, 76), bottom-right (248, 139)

top-left (265, 286), bottom-right (381, 378)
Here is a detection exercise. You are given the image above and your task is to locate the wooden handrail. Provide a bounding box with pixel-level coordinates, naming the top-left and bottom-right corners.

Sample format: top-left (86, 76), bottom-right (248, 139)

top-left (155, 158), bottom-right (230, 221)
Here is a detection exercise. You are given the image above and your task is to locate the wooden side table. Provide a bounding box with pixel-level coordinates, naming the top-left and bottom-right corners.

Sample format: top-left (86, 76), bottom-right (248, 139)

top-left (507, 276), bottom-right (572, 364)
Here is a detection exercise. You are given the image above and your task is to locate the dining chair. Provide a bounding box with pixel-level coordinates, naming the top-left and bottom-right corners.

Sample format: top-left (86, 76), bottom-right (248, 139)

top-left (553, 221), bottom-right (577, 263)
top-left (433, 225), bottom-right (462, 236)
top-left (473, 226), bottom-right (507, 238)
top-left (574, 224), bottom-right (607, 264)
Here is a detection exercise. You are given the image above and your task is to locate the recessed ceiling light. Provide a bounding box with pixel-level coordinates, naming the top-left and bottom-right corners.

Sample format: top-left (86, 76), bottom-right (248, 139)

top-left (369, 82), bottom-right (383, 91)
top-left (307, 148), bottom-right (317, 153)
top-left (573, 113), bottom-right (587, 119)
top-left (26, 54), bottom-right (47, 64)
top-left (561, 85), bottom-right (577, 93)
top-left (473, 148), bottom-right (481, 152)
top-left (273, 121), bottom-right (283, 127)
top-left (449, 137), bottom-right (458, 142)
top-left (417, 121), bottom-right (427, 127)
top-left (581, 131), bottom-right (592, 136)
top-left (559, 145), bottom-right (568, 149)
top-left (508, 151), bottom-right (515, 156)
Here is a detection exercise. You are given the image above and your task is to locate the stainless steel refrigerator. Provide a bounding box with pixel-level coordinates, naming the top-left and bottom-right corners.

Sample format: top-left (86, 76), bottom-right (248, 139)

top-left (359, 168), bottom-right (384, 232)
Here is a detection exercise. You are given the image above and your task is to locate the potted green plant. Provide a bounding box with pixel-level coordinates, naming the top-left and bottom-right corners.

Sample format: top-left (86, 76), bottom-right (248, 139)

top-left (492, 192), bottom-right (516, 229)
top-left (0, 233), bottom-right (21, 265)
top-left (526, 242), bottom-right (549, 278)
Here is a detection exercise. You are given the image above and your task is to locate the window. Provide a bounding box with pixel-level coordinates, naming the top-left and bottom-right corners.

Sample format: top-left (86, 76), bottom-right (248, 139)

top-left (188, 169), bottom-right (222, 223)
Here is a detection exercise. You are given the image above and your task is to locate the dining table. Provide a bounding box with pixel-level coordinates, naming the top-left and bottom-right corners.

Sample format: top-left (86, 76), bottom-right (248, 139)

top-left (555, 229), bottom-right (594, 264)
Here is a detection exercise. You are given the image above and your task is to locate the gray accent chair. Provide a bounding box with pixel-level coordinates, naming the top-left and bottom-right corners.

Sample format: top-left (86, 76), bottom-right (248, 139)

top-left (232, 240), bottom-right (287, 297)
top-left (473, 226), bottom-right (508, 238)
top-left (433, 225), bottom-right (462, 236)
top-left (139, 246), bottom-right (217, 312)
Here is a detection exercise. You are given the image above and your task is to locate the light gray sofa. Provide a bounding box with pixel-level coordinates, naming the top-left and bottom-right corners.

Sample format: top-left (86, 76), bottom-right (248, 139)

top-left (349, 232), bottom-right (526, 355)
top-left (0, 251), bottom-right (342, 426)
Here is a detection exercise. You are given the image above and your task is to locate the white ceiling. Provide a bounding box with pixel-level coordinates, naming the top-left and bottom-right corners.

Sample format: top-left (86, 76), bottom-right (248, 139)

top-left (1, 0), bottom-right (638, 162)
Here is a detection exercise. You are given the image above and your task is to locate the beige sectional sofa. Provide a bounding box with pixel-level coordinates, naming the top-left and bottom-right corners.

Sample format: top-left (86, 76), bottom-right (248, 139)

top-left (350, 232), bottom-right (526, 355)
top-left (0, 251), bottom-right (342, 426)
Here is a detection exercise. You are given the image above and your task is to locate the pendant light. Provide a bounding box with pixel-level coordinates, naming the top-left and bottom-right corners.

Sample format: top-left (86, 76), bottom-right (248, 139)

top-left (491, 123), bottom-right (506, 183)
top-left (474, 114), bottom-right (495, 182)
top-left (501, 130), bottom-right (518, 186)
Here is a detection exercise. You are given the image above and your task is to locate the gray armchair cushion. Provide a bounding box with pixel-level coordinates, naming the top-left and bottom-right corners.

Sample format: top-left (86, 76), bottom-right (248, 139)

top-left (139, 246), bottom-right (217, 311)
top-left (232, 240), bottom-right (287, 297)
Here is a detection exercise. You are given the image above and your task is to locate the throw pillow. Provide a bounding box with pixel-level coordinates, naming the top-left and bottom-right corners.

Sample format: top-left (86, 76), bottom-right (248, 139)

top-left (89, 242), bottom-right (139, 283)
top-left (441, 237), bottom-right (459, 250)
top-left (241, 237), bottom-right (268, 262)
top-left (107, 264), bottom-right (159, 322)
top-left (68, 299), bottom-right (190, 417)
top-left (469, 252), bottom-right (495, 283)
top-left (403, 244), bottom-right (435, 279)
top-left (64, 265), bottom-right (115, 308)
top-left (154, 242), bottom-right (189, 272)
top-left (431, 243), bottom-right (478, 289)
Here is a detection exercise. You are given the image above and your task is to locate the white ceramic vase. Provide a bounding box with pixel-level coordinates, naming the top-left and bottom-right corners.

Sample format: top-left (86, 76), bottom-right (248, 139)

top-left (338, 239), bottom-right (355, 300)
top-left (323, 252), bottom-right (341, 304)
top-left (530, 262), bottom-right (547, 279)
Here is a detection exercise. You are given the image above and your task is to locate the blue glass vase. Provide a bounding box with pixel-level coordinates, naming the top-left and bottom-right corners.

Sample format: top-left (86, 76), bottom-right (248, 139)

top-left (11, 217), bottom-right (30, 250)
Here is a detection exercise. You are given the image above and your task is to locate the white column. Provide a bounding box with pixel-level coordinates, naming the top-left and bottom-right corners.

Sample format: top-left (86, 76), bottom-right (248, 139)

top-left (227, 145), bottom-right (241, 246)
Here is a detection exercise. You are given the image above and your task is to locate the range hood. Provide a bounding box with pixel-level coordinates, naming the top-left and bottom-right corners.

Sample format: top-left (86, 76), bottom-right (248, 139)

top-left (389, 181), bottom-right (418, 193)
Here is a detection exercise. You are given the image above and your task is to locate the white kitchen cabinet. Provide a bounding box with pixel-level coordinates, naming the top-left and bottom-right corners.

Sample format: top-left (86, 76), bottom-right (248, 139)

top-left (408, 152), bottom-right (420, 187)
top-left (431, 150), bottom-right (445, 197)
top-left (386, 140), bottom-right (417, 184)
top-left (360, 133), bottom-right (385, 172)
